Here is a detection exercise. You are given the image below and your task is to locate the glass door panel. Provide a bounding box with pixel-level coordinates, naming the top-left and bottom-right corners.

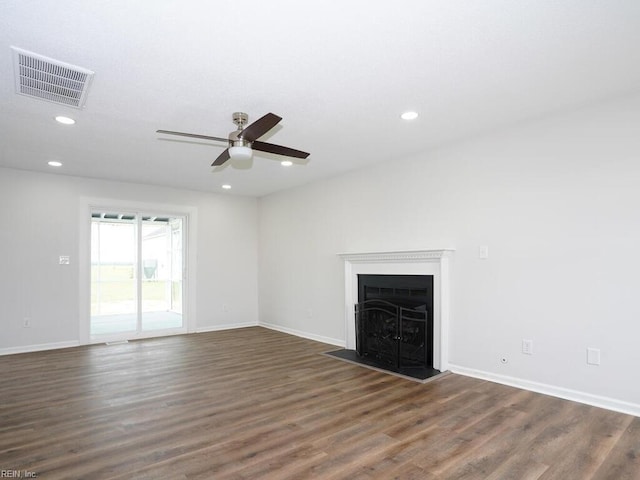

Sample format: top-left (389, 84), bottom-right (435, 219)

top-left (141, 217), bottom-right (183, 331)
top-left (90, 217), bottom-right (138, 335)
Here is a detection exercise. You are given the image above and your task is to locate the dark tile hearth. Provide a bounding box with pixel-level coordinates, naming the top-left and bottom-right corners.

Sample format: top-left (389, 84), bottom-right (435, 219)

top-left (325, 348), bottom-right (442, 382)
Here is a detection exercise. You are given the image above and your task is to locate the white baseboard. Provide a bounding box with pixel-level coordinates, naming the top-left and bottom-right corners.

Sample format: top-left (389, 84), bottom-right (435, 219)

top-left (0, 340), bottom-right (81, 356)
top-left (449, 363), bottom-right (640, 418)
top-left (196, 321), bottom-right (259, 333)
top-left (260, 322), bottom-right (345, 348)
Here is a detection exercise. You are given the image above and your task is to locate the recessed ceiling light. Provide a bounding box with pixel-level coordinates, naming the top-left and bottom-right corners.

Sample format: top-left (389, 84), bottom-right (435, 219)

top-left (47, 161), bottom-right (63, 167)
top-left (401, 111), bottom-right (419, 120)
top-left (55, 116), bottom-right (75, 125)
top-left (281, 160), bottom-right (293, 167)
top-left (222, 184), bottom-right (232, 190)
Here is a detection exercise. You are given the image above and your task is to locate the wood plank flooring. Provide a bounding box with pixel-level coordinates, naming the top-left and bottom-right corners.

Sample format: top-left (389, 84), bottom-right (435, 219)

top-left (1, 326), bottom-right (638, 479)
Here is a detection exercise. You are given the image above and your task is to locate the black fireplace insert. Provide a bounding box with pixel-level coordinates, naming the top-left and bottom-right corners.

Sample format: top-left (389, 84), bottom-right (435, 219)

top-left (355, 274), bottom-right (434, 374)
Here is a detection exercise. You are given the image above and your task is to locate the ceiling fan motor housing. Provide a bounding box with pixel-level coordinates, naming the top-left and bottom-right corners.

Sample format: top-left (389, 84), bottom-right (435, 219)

top-left (229, 129), bottom-right (250, 148)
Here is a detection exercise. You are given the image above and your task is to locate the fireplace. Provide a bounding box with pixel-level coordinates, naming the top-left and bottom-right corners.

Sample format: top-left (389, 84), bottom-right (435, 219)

top-left (355, 274), bottom-right (434, 374)
top-left (335, 249), bottom-right (453, 379)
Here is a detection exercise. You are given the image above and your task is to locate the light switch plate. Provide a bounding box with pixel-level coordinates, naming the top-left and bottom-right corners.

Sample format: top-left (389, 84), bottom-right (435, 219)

top-left (587, 347), bottom-right (601, 365)
top-left (59, 255), bottom-right (70, 265)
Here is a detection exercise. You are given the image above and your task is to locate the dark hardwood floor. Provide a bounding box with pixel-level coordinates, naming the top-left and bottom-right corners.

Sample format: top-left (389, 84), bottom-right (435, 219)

top-left (1, 326), bottom-right (638, 479)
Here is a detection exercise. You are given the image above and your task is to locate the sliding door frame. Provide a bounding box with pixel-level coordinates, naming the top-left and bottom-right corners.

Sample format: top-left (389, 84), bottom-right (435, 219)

top-left (79, 197), bottom-right (198, 345)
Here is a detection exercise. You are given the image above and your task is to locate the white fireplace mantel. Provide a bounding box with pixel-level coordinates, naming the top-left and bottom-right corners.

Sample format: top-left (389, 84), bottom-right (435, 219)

top-left (338, 249), bottom-right (454, 263)
top-left (338, 249), bottom-right (454, 372)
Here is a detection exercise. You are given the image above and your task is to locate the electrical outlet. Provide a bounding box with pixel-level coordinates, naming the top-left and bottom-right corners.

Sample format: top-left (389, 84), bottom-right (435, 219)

top-left (478, 245), bottom-right (489, 259)
top-left (23, 317), bottom-right (31, 328)
top-left (522, 339), bottom-right (533, 355)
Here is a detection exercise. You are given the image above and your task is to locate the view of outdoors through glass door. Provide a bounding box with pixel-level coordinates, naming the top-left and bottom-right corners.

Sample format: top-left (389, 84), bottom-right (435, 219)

top-left (91, 212), bottom-right (184, 338)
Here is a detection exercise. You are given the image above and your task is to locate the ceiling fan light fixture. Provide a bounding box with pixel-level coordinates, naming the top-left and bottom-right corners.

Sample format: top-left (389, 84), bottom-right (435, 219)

top-left (222, 184), bottom-right (232, 190)
top-left (229, 146), bottom-right (253, 161)
top-left (281, 160), bottom-right (293, 167)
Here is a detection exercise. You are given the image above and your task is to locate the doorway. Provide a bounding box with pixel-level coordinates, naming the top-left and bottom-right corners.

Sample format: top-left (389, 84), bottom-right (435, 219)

top-left (90, 211), bottom-right (186, 340)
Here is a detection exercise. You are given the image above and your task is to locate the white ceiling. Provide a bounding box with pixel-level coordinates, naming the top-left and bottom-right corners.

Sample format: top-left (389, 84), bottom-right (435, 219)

top-left (1, 1), bottom-right (639, 197)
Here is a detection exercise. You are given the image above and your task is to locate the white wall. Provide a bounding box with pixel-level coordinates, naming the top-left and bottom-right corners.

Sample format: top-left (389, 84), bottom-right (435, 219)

top-left (258, 93), bottom-right (640, 412)
top-left (0, 168), bottom-right (259, 352)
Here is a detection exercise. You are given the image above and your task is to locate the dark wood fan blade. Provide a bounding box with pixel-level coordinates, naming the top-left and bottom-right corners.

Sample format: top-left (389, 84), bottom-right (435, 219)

top-left (212, 149), bottom-right (231, 166)
top-left (157, 130), bottom-right (229, 143)
top-left (237, 113), bottom-right (282, 142)
top-left (252, 141), bottom-right (310, 159)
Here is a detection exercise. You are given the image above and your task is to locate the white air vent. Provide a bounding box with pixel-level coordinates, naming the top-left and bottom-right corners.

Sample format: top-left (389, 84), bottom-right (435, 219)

top-left (11, 46), bottom-right (94, 108)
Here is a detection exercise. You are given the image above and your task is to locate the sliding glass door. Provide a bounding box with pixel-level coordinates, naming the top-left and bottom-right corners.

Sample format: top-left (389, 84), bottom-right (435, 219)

top-left (90, 211), bottom-right (186, 340)
top-left (140, 217), bottom-right (183, 331)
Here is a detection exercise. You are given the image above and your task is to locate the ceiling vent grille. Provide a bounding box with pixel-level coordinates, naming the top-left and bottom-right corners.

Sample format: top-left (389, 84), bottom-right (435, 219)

top-left (11, 47), bottom-right (94, 108)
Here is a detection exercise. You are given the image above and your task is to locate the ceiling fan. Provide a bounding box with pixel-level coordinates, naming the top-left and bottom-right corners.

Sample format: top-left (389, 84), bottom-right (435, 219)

top-left (157, 112), bottom-right (310, 167)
